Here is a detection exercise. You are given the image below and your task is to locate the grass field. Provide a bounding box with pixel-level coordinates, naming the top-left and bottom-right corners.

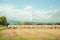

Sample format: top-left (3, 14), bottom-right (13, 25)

top-left (0, 26), bottom-right (60, 40)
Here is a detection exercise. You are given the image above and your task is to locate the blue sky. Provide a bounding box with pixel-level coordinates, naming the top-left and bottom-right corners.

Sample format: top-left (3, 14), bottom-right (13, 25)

top-left (0, 0), bottom-right (60, 22)
top-left (20, 0), bottom-right (60, 9)
top-left (0, 0), bottom-right (60, 9)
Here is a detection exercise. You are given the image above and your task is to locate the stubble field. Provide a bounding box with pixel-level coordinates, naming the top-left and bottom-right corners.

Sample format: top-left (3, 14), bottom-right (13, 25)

top-left (0, 25), bottom-right (60, 40)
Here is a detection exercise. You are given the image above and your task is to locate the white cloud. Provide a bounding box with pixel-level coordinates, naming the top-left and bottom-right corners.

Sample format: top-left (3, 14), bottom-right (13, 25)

top-left (24, 6), bottom-right (32, 11)
top-left (0, 4), bottom-right (60, 22)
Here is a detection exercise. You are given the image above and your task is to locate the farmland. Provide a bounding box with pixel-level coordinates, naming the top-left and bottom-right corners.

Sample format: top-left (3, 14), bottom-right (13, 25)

top-left (0, 25), bottom-right (60, 40)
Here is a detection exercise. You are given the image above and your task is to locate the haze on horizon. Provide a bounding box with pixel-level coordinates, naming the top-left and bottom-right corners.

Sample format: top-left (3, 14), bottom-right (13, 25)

top-left (0, 0), bottom-right (60, 22)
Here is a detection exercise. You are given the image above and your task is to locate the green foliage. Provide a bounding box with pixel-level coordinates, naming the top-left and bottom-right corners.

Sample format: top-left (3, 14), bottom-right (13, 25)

top-left (0, 16), bottom-right (7, 25)
top-left (0, 16), bottom-right (9, 26)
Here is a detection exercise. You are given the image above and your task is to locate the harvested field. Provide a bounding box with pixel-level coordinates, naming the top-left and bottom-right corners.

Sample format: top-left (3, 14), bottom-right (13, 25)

top-left (0, 25), bottom-right (60, 40)
top-left (8, 25), bottom-right (60, 29)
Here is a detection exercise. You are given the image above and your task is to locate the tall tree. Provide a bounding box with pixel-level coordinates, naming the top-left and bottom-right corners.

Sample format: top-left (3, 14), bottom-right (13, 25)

top-left (0, 16), bottom-right (7, 25)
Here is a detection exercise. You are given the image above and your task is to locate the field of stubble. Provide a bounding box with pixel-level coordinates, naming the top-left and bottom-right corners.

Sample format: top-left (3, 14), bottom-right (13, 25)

top-left (0, 25), bottom-right (60, 40)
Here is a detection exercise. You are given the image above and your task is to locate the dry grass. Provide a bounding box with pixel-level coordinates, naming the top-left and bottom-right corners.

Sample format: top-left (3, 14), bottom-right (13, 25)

top-left (0, 25), bottom-right (60, 40)
top-left (8, 25), bottom-right (60, 29)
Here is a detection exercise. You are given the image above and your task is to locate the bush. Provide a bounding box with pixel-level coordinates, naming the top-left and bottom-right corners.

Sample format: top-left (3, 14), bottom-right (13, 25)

top-left (21, 21), bottom-right (30, 25)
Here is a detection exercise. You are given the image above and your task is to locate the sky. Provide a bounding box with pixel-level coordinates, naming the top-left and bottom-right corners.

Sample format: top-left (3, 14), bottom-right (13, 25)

top-left (0, 0), bottom-right (60, 22)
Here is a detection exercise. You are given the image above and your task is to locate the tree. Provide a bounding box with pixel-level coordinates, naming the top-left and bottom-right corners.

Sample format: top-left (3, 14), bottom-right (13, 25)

top-left (0, 16), bottom-right (8, 25)
top-left (21, 21), bottom-right (30, 25)
top-left (6, 23), bottom-right (9, 26)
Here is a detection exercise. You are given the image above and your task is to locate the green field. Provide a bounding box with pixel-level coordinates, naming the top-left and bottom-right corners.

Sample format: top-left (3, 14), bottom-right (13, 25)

top-left (0, 27), bottom-right (60, 40)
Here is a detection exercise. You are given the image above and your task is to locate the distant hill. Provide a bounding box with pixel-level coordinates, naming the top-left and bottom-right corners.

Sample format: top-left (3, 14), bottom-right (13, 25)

top-left (7, 20), bottom-right (20, 25)
top-left (7, 19), bottom-right (57, 25)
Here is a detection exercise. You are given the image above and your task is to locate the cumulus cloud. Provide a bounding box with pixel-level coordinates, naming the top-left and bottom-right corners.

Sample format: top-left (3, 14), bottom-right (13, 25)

top-left (0, 4), bottom-right (60, 22)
